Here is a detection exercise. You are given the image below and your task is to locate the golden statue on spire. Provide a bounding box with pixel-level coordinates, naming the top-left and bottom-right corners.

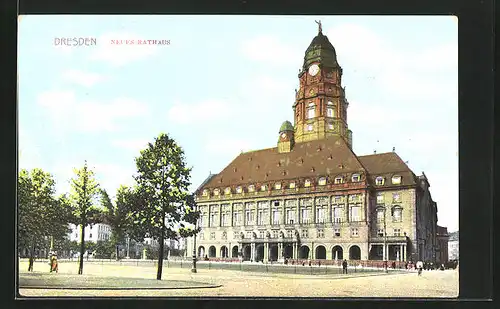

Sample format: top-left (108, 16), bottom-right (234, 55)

top-left (315, 20), bottom-right (322, 33)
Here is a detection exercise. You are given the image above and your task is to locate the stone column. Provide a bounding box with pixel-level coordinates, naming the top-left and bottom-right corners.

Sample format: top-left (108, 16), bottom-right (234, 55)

top-left (251, 243), bottom-right (255, 262)
top-left (382, 243), bottom-right (386, 260)
top-left (312, 198), bottom-right (316, 224)
top-left (219, 204), bottom-right (222, 227)
top-left (231, 204), bottom-right (234, 227)
top-left (278, 242), bottom-right (283, 261)
top-left (282, 200), bottom-right (286, 225)
top-left (264, 243), bottom-right (269, 262)
top-left (293, 243), bottom-right (298, 259)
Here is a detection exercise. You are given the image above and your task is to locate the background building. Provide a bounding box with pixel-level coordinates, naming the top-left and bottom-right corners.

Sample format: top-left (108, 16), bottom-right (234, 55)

top-left (68, 223), bottom-right (112, 243)
top-left (448, 230), bottom-right (459, 261)
top-left (436, 225), bottom-right (450, 263)
top-left (187, 25), bottom-right (445, 263)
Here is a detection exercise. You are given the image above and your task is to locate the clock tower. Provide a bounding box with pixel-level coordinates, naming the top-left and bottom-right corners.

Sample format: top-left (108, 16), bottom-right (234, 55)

top-left (277, 120), bottom-right (295, 153)
top-left (293, 23), bottom-right (353, 148)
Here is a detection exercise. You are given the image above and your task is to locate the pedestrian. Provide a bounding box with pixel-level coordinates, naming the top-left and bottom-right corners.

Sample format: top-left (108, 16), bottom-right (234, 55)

top-left (342, 259), bottom-right (348, 274)
top-left (391, 261), bottom-right (396, 269)
top-left (416, 260), bottom-right (423, 276)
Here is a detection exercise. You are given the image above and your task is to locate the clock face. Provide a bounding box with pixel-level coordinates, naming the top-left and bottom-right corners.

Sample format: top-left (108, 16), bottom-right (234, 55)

top-left (281, 133), bottom-right (287, 139)
top-left (308, 64), bottom-right (320, 76)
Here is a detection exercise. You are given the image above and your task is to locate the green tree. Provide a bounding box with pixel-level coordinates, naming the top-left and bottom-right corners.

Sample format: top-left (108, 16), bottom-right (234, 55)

top-left (18, 169), bottom-right (71, 271)
top-left (129, 133), bottom-right (199, 280)
top-left (100, 187), bottom-right (132, 260)
top-left (94, 240), bottom-right (115, 259)
top-left (69, 161), bottom-right (101, 274)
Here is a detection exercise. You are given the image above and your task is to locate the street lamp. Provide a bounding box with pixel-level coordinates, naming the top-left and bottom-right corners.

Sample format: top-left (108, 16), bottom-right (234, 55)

top-left (191, 210), bottom-right (198, 273)
top-left (384, 207), bottom-right (388, 273)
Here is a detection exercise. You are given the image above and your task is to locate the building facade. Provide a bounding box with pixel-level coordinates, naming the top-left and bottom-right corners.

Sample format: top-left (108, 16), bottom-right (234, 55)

top-left (69, 223), bottom-right (112, 243)
top-left (187, 25), bottom-right (444, 263)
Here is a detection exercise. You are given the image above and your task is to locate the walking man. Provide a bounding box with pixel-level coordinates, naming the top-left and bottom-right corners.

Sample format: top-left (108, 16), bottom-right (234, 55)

top-left (416, 260), bottom-right (423, 276)
top-left (342, 259), bottom-right (348, 274)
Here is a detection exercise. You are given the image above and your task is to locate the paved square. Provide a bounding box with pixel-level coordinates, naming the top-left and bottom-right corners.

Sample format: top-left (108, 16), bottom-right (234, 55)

top-left (18, 261), bottom-right (458, 298)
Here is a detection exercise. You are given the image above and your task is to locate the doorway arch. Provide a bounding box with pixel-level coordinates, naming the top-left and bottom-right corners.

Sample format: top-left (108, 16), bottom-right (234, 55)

top-left (298, 245), bottom-right (310, 259)
top-left (198, 246), bottom-right (205, 258)
top-left (315, 245), bottom-right (326, 259)
top-left (232, 246), bottom-right (239, 258)
top-left (220, 246), bottom-right (228, 258)
top-left (208, 246), bottom-right (216, 258)
top-left (349, 245), bottom-right (361, 260)
top-left (332, 245), bottom-right (343, 260)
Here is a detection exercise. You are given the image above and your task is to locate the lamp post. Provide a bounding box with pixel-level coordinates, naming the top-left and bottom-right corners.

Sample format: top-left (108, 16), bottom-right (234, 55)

top-left (191, 216), bottom-right (198, 273)
top-left (384, 207), bottom-right (388, 273)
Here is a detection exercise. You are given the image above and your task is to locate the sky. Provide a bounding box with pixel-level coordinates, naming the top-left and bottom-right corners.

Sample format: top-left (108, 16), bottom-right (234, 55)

top-left (18, 15), bottom-right (458, 232)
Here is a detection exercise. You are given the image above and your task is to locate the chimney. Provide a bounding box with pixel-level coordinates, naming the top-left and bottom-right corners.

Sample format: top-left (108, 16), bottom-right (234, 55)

top-left (374, 150), bottom-right (377, 154)
top-left (392, 147), bottom-right (395, 152)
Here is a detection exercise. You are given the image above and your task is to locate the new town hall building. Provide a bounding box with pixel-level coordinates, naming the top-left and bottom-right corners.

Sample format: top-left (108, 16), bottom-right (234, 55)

top-left (187, 25), bottom-right (447, 263)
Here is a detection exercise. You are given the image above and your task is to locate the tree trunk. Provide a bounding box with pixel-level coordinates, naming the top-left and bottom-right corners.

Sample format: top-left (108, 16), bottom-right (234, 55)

top-left (78, 225), bottom-right (85, 275)
top-left (156, 213), bottom-right (166, 280)
top-left (116, 244), bottom-right (119, 261)
top-left (28, 242), bottom-right (35, 272)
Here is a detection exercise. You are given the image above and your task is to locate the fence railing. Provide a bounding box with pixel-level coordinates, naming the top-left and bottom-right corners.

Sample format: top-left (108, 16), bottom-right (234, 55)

top-left (21, 258), bottom-right (414, 274)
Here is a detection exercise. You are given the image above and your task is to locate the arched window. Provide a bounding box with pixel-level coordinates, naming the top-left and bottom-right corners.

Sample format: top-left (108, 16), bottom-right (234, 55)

top-left (248, 185), bottom-right (255, 192)
top-left (375, 176), bottom-right (385, 185)
top-left (304, 179), bottom-right (311, 187)
top-left (318, 177), bottom-right (327, 186)
top-left (236, 186), bottom-right (243, 194)
top-left (307, 103), bottom-right (315, 119)
top-left (289, 182), bottom-right (296, 189)
top-left (213, 189), bottom-right (220, 196)
top-left (274, 182), bottom-right (282, 190)
top-left (392, 206), bottom-right (403, 222)
top-left (202, 189), bottom-right (209, 196)
top-left (260, 184), bottom-right (267, 191)
top-left (334, 176), bottom-right (344, 184)
top-left (224, 187), bottom-right (231, 195)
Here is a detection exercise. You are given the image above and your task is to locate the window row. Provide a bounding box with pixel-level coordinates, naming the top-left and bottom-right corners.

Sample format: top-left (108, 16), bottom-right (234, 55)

top-left (306, 101), bottom-right (337, 119)
top-left (376, 192), bottom-right (403, 204)
top-left (197, 205), bottom-right (365, 227)
top-left (375, 206), bottom-right (403, 223)
top-left (202, 175), bottom-right (365, 197)
top-left (197, 228), bottom-right (362, 240)
top-left (375, 175), bottom-right (402, 186)
top-left (376, 228), bottom-right (403, 237)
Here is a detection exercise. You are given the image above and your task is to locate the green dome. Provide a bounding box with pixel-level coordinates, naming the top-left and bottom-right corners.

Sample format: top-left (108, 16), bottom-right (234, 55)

top-left (279, 121), bottom-right (294, 132)
top-left (303, 32), bottom-right (338, 70)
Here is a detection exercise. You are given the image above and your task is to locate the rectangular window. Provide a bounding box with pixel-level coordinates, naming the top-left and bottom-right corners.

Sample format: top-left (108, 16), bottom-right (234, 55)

top-left (333, 207), bottom-right (343, 223)
top-left (334, 228), bottom-right (341, 237)
top-left (257, 210), bottom-right (263, 225)
top-left (317, 229), bottom-right (324, 238)
top-left (307, 124), bottom-right (313, 131)
top-left (393, 208), bottom-right (402, 222)
top-left (301, 229), bottom-right (308, 238)
top-left (301, 209), bottom-right (309, 224)
top-left (286, 210), bottom-right (295, 224)
top-left (308, 107), bottom-right (315, 119)
top-left (349, 206), bottom-right (361, 222)
top-left (377, 229), bottom-right (384, 237)
top-left (272, 210), bottom-right (280, 225)
top-left (287, 230), bottom-right (294, 238)
top-left (316, 208), bottom-right (325, 223)
top-left (334, 196), bottom-right (342, 203)
top-left (351, 228), bottom-right (359, 237)
top-left (259, 230), bottom-right (265, 239)
top-left (233, 232), bottom-right (239, 239)
top-left (393, 229), bottom-right (401, 236)
top-left (376, 193), bottom-right (384, 204)
top-left (393, 193), bottom-right (401, 203)
top-left (221, 213), bottom-right (227, 226)
top-left (334, 177), bottom-right (343, 184)
top-left (327, 107), bottom-right (334, 117)
top-left (272, 230), bottom-right (279, 238)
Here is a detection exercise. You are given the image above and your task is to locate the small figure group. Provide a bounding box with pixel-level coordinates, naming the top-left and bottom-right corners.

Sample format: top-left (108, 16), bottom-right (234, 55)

top-left (49, 252), bottom-right (58, 273)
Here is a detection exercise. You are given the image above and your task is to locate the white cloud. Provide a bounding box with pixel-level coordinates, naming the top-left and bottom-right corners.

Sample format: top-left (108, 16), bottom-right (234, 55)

top-left (62, 69), bottom-right (108, 87)
top-left (240, 35), bottom-right (302, 66)
top-left (36, 90), bottom-right (149, 133)
top-left (167, 100), bottom-right (235, 125)
top-left (89, 32), bottom-right (159, 66)
top-left (93, 163), bottom-right (137, 195)
top-left (18, 129), bottom-right (42, 170)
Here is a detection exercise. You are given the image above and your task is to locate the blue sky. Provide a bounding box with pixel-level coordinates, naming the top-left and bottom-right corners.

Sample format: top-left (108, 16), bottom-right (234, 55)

top-left (18, 15), bottom-right (458, 231)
